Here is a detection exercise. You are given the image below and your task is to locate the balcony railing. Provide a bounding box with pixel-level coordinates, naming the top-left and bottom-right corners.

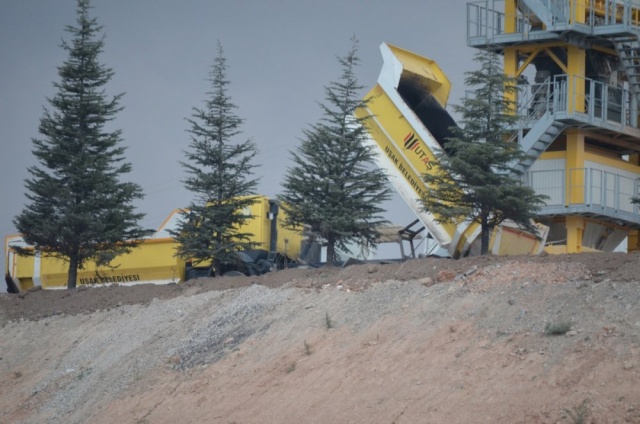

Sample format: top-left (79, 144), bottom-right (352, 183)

top-left (526, 166), bottom-right (640, 223)
top-left (468, 0), bottom-right (640, 42)
top-left (513, 73), bottom-right (638, 132)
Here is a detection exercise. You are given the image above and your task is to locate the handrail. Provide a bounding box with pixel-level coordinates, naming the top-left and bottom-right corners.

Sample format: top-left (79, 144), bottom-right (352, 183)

top-left (527, 166), bottom-right (640, 215)
top-left (467, 0), bottom-right (640, 40)
top-left (510, 74), bottom-right (635, 129)
top-left (507, 75), bottom-right (557, 143)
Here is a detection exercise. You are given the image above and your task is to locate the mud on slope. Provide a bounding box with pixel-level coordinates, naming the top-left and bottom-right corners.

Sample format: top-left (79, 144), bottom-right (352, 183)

top-left (0, 252), bottom-right (639, 423)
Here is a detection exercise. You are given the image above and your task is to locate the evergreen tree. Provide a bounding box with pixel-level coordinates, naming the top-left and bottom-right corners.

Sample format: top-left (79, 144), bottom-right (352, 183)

top-left (422, 49), bottom-right (547, 255)
top-left (171, 42), bottom-right (259, 277)
top-left (13, 0), bottom-right (145, 289)
top-left (279, 38), bottom-right (391, 266)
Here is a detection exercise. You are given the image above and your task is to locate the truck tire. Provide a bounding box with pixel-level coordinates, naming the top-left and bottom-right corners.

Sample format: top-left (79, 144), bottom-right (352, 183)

top-left (222, 270), bottom-right (246, 277)
top-left (256, 259), bottom-right (271, 274)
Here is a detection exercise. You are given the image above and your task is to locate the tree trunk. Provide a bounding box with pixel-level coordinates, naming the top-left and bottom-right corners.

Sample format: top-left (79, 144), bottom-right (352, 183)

top-left (480, 215), bottom-right (490, 256)
top-left (326, 237), bottom-right (336, 267)
top-left (67, 255), bottom-right (78, 289)
top-left (213, 258), bottom-right (222, 278)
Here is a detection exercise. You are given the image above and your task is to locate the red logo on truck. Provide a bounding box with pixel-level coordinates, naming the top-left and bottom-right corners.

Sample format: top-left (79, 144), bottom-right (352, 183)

top-left (403, 133), bottom-right (434, 171)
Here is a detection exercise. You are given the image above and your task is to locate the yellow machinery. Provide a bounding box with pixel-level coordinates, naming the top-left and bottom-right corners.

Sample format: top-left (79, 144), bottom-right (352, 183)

top-left (356, 43), bottom-right (549, 258)
top-left (466, 0), bottom-right (640, 253)
top-left (12, 1), bottom-right (640, 288)
top-left (4, 196), bottom-right (306, 290)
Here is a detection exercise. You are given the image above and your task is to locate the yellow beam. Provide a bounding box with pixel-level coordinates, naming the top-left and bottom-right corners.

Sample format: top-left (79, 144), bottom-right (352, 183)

top-left (571, 0), bottom-right (587, 24)
top-left (566, 216), bottom-right (585, 253)
top-left (567, 45), bottom-right (586, 113)
top-left (544, 48), bottom-right (568, 73)
top-left (505, 0), bottom-right (517, 33)
top-left (517, 50), bottom-right (540, 76)
top-left (592, 45), bottom-right (617, 56)
top-left (628, 230), bottom-right (640, 252)
top-left (566, 130), bottom-right (585, 205)
top-left (504, 47), bottom-right (518, 114)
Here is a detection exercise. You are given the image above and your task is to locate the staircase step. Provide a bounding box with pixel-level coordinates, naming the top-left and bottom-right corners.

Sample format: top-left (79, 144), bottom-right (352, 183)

top-left (615, 34), bottom-right (640, 107)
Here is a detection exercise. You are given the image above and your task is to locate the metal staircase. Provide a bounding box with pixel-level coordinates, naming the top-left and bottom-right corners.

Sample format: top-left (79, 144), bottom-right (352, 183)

top-left (613, 33), bottom-right (640, 105)
top-left (511, 112), bottom-right (565, 175)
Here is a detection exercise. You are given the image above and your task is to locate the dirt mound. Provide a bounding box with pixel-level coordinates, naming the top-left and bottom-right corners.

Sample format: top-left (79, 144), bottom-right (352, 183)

top-left (1, 253), bottom-right (639, 423)
top-left (1, 252), bottom-right (634, 323)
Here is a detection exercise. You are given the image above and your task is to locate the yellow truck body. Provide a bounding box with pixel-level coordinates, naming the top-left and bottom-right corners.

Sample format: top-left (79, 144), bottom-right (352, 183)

top-left (356, 43), bottom-right (549, 257)
top-left (5, 196), bottom-right (304, 290)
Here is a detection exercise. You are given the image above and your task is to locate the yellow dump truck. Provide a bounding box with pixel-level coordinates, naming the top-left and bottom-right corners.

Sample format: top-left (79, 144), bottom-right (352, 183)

top-left (4, 196), bottom-right (308, 290)
top-left (356, 43), bottom-right (549, 258)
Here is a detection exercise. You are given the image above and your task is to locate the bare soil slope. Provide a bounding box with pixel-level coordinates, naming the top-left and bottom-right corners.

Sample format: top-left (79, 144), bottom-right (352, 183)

top-left (1, 253), bottom-right (640, 423)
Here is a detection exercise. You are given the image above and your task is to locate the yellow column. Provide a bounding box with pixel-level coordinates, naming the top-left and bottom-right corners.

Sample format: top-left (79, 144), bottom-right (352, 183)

top-left (505, 0), bottom-right (517, 33)
top-left (565, 128), bottom-right (585, 254)
top-left (571, 0), bottom-right (587, 25)
top-left (566, 216), bottom-right (585, 253)
top-left (566, 129), bottom-right (585, 205)
top-left (567, 45), bottom-right (586, 113)
top-left (628, 153), bottom-right (640, 252)
top-left (503, 47), bottom-right (518, 114)
top-left (627, 230), bottom-right (640, 252)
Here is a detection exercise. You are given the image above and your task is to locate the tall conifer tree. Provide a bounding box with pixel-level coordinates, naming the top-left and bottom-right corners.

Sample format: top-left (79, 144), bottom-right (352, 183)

top-left (14, 0), bottom-right (145, 289)
top-left (422, 49), bottom-right (547, 255)
top-left (171, 42), bottom-right (259, 277)
top-left (279, 38), bottom-right (391, 265)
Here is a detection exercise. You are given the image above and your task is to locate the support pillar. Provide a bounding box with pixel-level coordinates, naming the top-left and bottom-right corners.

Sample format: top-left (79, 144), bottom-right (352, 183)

top-left (566, 216), bottom-right (585, 253)
top-left (627, 230), bottom-right (640, 252)
top-left (567, 45), bottom-right (586, 113)
top-left (504, 47), bottom-right (518, 114)
top-left (565, 129), bottom-right (585, 254)
top-left (628, 153), bottom-right (640, 252)
top-left (505, 0), bottom-right (517, 33)
top-left (566, 130), bottom-right (585, 205)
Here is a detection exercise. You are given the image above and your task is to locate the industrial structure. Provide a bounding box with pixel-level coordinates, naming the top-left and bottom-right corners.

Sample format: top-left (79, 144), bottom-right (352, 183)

top-left (467, 0), bottom-right (640, 253)
top-left (7, 0), bottom-right (640, 289)
top-left (356, 43), bottom-right (550, 258)
top-left (358, 0), bottom-right (640, 256)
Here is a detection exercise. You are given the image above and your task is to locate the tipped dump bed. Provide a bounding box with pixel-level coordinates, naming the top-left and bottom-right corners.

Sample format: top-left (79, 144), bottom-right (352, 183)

top-left (357, 43), bottom-right (548, 257)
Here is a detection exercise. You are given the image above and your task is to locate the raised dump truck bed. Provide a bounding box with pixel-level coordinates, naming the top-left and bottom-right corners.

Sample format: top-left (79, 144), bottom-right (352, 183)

top-left (356, 43), bottom-right (549, 257)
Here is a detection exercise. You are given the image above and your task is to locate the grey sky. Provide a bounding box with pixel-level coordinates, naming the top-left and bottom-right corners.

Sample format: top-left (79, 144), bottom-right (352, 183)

top-left (0, 0), bottom-right (476, 278)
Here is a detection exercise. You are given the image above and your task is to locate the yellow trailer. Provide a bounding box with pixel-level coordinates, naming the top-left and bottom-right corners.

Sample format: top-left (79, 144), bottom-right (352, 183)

top-left (4, 196), bottom-right (306, 290)
top-left (356, 43), bottom-right (549, 257)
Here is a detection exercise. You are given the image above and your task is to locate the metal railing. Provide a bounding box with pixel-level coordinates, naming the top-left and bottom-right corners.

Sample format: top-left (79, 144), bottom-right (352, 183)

top-left (526, 167), bottom-right (640, 218)
top-left (467, 0), bottom-right (640, 41)
top-left (512, 74), bottom-right (636, 129)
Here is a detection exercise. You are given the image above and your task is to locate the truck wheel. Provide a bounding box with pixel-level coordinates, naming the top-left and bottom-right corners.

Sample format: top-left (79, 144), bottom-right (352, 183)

top-left (222, 271), bottom-right (246, 277)
top-left (256, 259), bottom-right (271, 274)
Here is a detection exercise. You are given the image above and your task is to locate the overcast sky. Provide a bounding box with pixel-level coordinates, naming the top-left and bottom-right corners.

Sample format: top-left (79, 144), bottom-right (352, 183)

top-left (1, 0), bottom-right (476, 278)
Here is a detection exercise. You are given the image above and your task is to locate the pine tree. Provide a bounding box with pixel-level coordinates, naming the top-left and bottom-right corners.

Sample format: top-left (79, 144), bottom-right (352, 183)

top-left (422, 49), bottom-right (547, 255)
top-left (279, 38), bottom-right (391, 266)
top-left (171, 42), bottom-right (259, 277)
top-left (13, 0), bottom-right (145, 289)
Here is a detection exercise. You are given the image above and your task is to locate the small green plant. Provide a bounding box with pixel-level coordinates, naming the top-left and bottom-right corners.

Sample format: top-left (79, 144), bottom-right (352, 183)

top-left (544, 321), bottom-right (571, 336)
top-left (563, 399), bottom-right (590, 424)
top-left (304, 340), bottom-right (313, 355)
top-left (285, 362), bottom-right (297, 373)
top-left (325, 311), bottom-right (334, 329)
